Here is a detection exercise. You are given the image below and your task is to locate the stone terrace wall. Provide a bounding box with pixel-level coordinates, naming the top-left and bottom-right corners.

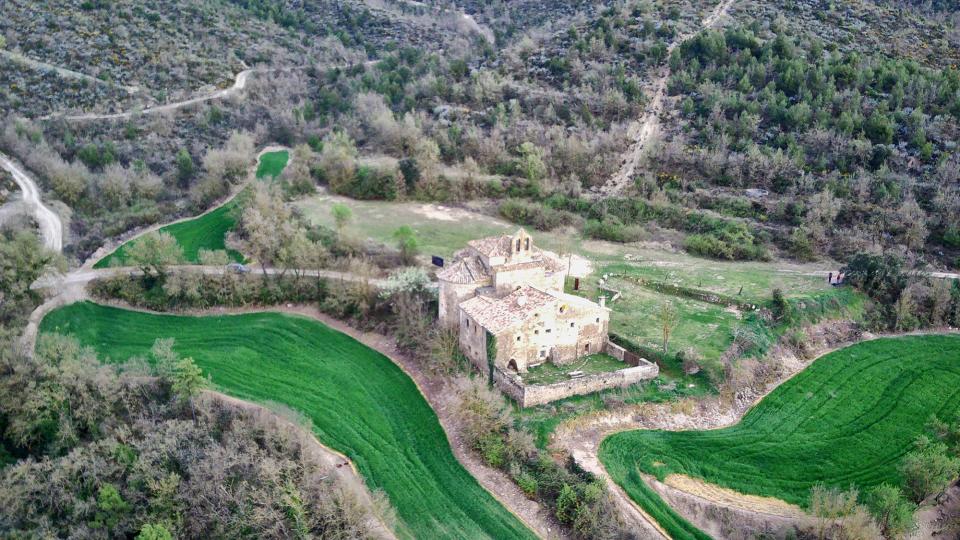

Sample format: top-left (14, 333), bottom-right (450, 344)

top-left (492, 341), bottom-right (659, 408)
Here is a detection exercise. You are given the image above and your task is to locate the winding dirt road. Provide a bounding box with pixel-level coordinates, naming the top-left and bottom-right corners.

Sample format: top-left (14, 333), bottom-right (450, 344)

top-left (591, 0), bottom-right (735, 199)
top-left (0, 49), bottom-right (139, 94)
top-left (57, 67), bottom-right (261, 122)
top-left (0, 151), bottom-right (62, 251)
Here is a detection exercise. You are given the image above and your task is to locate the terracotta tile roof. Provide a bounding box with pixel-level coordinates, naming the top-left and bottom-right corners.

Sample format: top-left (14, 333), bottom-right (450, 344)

top-left (467, 234), bottom-right (514, 258)
top-left (436, 256), bottom-right (490, 284)
top-left (544, 289), bottom-right (606, 311)
top-left (460, 285), bottom-right (556, 334)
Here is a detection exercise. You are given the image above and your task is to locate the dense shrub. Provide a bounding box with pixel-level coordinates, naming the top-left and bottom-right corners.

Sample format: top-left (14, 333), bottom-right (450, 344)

top-left (583, 217), bottom-right (646, 243)
top-left (454, 378), bottom-right (625, 539)
top-left (498, 198), bottom-right (581, 231)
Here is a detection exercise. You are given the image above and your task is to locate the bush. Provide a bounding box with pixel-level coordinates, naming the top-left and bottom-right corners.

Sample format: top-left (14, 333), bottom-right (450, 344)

top-left (498, 199), bottom-right (580, 231)
top-left (583, 217), bottom-right (646, 243)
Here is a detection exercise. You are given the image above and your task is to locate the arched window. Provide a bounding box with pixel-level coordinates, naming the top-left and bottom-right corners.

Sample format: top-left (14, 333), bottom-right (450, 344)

top-left (524, 238), bottom-right (530, 250)
top-left (516, 239), bottom-right (521, 252)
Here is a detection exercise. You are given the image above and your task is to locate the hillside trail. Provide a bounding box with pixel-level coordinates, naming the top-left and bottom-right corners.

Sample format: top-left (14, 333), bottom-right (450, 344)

top-left (0, 49), bottom-right (140, 94)
top-left (46, 59), bottom-right (379, 122)
top-left (555, 324), bottom-right (960, 537)
top-left (391, 0), bottom-right (494, 42)
top-left (0, 151), bottom-right (62, 251)
top-left (589, 0), bottom-right (735, 200)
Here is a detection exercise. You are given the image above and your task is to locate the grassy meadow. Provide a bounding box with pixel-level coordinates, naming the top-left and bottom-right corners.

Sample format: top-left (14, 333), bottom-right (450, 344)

top-left (255, 150), bottom-right (289, 179)
top-left (40, 302), bottom-right (536, 540)
top-left (95, 150), bottom-right (288, 267)
top-left (600, 335), bottom-right (960, 510)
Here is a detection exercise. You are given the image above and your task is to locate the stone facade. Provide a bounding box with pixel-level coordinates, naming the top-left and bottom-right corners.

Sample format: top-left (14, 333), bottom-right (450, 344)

top-left (439, 229), bottom-right (609, 375)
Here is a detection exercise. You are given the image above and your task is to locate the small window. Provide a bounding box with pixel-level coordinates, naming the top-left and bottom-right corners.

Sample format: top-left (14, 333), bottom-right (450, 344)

top-left (465, 319), bottom-right (470, 328)
top-left (546, 329), bottom-right (552, 334)
top-left (570, 322), bottom-right (575, 328)
top-left (595, 317), bottom-right (600, 323)
top-left (534, 330), bottom-right (539, 335)
top-left (524, 238), bottom-right (530, 250)
top-left (516, 336), bottom-right (521, 341)
top-left (516, 239), bottom-right (521, 252)
top-left (539, 350), bottom-right (546, 358)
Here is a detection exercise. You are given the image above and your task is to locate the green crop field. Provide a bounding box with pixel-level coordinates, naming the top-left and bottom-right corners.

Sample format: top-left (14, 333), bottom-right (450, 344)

top-left (256, 150), bottom-right (289, 179)
top-left (94, 199), bottom-right (244, 267)
top-left (600, 335), bottom-right (960, 515)
top-left (40, 302), bottom-right (536, 540)
top-left (95, 151), bottom-right (289, 268)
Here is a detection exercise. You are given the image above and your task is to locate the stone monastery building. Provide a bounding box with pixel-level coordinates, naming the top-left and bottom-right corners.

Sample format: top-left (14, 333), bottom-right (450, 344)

top-left (437, 229), bottom-right (610, 375)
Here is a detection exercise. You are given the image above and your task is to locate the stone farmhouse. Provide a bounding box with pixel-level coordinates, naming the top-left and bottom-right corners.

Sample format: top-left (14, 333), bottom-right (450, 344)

top-left (437, 228), bottom-right (610, 374)
top-left (437, 229), bottom-right (658, 407)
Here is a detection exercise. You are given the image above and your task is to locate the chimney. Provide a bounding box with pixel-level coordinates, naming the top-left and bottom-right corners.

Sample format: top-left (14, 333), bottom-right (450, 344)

top-left (599, 295), bottom-right (606, 308)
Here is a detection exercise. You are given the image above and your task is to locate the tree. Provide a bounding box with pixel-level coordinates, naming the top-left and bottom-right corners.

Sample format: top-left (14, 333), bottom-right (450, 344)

top-left (202, 131), bottom-right (254, 184)
top-left (237, 184), bottom-right (299, 276)
top-left (280, 144), bottom-right (316, 196)
top-left (331, 203), bottom-right (352, 242)
top-left (771, 288), bottom-right (792, 322)
top-left (657, 300), bottom-right (679, 356)
top-left (810, 484), bottom-right (861, 540)
top-left (197, 249), bottom-right (230, 266)
top-left (172, 357), bottom-right (206, 404)
top-left (899, 437), bottom-right (960, 503)
top-left (318, 131), bottom-right (357, 193)
top-left (92, 484), bottom-right (130, 530)
top-left (136, 524), bottom-right (173, 540)
top-left (392, 225), bottom-right (419, 265)
top-left (865, 484), bottom-right (916, 539)
top-left (864, 110), bottom-right (894, 145)
top-left (518, 142), bottom-right (547, 190)
top-left (176, 148), bottom-right (194, 184)
top-left (125, 231), bottom-right (184, 278)
top-left (0, 231), bottom-right (64, 326)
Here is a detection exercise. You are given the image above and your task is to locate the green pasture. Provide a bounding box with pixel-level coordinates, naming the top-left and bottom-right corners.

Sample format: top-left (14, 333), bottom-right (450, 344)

top-left (94, 200), bottom-right (244, 268)
top-left (256, 150), bottom-right (289, 179)
top-left (40, 302), bottom-right (536, 540)
top-left (295, 194), bottom-right (518, 260)
top-left (600, 335), bottom-right (960, 513)
top-left (95, 151), bottom-right (288, 267)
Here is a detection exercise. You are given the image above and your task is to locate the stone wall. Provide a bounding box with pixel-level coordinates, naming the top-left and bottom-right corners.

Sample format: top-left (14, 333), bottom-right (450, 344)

top-left (603, 340), bottom-right (643, 366)
top-left (492, 350), bottom-right (659, 408)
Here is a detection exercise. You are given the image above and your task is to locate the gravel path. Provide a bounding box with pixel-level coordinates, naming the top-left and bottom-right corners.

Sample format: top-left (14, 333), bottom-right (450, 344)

top-left (0, 151), bottom-right (62, 251)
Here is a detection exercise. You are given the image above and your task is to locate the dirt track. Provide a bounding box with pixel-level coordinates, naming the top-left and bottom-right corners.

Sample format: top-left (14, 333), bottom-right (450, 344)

top-left (590, 0), bottom-right (735, 199)
top-left (0, 151), bottom-right (62, 251)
